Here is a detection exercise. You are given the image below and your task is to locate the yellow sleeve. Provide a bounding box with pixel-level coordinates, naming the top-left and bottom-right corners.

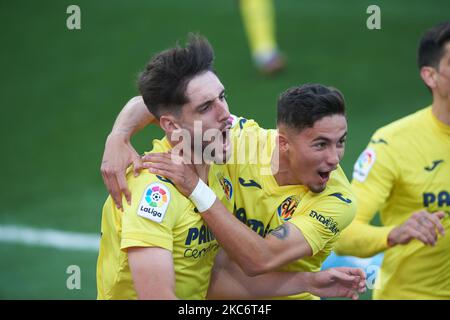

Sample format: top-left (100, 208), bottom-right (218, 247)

top-left (334, 132), bottom-right (397, 257)
top-left (120, 178), bottom-right (182, 252)
top-left (289, 192), bottom-right (356, 255)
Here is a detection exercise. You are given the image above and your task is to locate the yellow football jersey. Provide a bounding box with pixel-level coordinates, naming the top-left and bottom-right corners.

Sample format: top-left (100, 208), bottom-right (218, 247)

top-left (96, 137), bottom-right (234, 300)
top-left (228, 117), bottom-right (356, 300)
top-left (335, 106), bottom-right (450, 299)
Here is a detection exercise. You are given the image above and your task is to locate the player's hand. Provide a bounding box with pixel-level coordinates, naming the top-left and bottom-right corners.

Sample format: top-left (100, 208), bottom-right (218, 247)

top-left (309, 267), bottom-right (366, 300)
top-left (387, 210), bottom-right (446, 247)
top-left (142, 152), bottom-right (199, 197)
top-left (101, 133), bottom-right (143, 210)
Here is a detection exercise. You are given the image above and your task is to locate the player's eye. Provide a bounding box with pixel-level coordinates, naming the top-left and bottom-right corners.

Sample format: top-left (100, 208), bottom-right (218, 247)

top-left (219, 93), bottom-right (227, 101)
top-left (199, 104), bottom-right (211, 113)
top-left (314, 142), bottom-right (327, 149)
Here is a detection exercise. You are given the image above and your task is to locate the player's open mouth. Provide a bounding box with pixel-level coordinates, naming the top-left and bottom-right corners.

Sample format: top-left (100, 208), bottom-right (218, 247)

top-left (318, 171), bottom-right (331, 182)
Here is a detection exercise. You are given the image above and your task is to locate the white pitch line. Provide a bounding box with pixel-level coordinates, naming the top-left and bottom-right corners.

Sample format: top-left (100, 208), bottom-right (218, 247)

top-left (0, 224), bottom-right (99, 251)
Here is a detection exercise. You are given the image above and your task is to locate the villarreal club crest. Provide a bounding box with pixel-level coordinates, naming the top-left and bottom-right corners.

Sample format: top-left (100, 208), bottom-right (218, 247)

top-left (277, 196), bottom-right (300, 222)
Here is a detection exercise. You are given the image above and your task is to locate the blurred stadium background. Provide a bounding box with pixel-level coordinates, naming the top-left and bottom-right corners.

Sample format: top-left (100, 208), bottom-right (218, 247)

top-left (1, 0), bottom-right (449, 299)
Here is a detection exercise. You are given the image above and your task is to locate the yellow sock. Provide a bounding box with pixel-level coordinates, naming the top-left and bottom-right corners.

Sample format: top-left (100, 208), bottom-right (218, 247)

top-left (240, 0), bottom-right (278, 61)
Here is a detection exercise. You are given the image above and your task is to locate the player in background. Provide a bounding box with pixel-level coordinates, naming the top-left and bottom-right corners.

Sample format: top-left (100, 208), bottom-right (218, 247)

top-left (335, 21), bottom-right (450, 299)
top-left (240, 0), bottom-right (285, 74)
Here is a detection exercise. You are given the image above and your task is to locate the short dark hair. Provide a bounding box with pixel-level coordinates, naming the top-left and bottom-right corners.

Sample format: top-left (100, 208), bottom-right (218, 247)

top-left (418, 21), bottom-right (450, 70)
top-left (277, 84), bottom-right (346, 132)
top-left (138, 34), bottom-right (215, 118)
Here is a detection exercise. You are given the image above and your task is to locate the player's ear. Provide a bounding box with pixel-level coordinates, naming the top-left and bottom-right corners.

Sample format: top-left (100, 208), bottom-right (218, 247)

top-left (159, 114), bottom-right (179, 134)
top-left (278, 133), bottom-right (290, 153)
top-left (420, 66), bottom-right (437, 89)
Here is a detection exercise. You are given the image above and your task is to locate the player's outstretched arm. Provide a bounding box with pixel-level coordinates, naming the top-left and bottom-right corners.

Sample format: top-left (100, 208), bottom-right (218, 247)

top-left (336, 207), bottom-right (445, 257)
top-left (128, 246), bottom-right (178, 300)
top-left (387, 210), bottom-right (446, 247)
top-left (101, 96), bottom-right (157, 210)
top-left (207, 250), bottom-right (366, 300)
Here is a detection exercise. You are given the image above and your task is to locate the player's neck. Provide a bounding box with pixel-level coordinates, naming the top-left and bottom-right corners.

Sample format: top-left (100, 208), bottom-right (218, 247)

top-left (431, 97), bottom-right (450, 126)
top-left (271, 146), bottom-right (298, 186)
top-left (273, 169), bottom-right (296, 186)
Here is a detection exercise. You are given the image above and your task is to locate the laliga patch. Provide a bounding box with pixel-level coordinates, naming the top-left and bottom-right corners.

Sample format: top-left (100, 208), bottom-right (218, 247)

top-left (137, 183), bottom-right (171, 223)
top-left (353, 148), bottom-right (376, 182)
